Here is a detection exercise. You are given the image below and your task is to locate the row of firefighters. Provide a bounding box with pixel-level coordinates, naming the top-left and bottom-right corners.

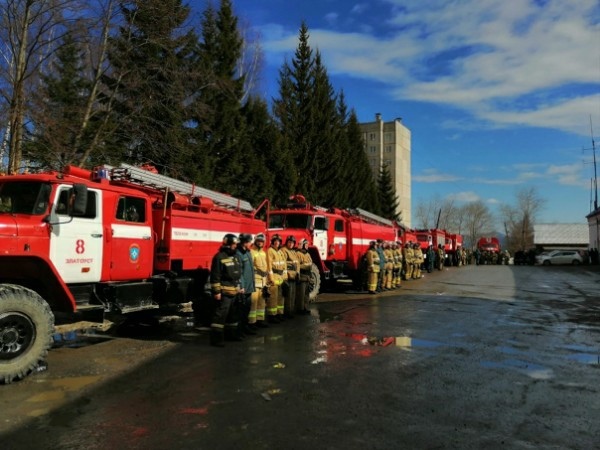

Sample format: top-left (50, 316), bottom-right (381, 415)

top-left (205, 233), bottom-right (314, 347)
top-left (203, 233), bottom-right (477, 347)
top-left (363, 240), bottom-right (469, 294)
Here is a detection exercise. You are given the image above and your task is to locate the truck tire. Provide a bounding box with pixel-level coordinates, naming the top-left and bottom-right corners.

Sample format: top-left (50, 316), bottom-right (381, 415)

top-left (0, 285), bottom-right (54, 384)
top-left (307, 263), bottom-right (321, 303)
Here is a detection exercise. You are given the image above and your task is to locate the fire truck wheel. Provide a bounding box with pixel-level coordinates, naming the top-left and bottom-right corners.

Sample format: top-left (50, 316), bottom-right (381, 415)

top-left (0, 285), bottom-right (54, 384)
top-left (307, 263), bottom-right (321, 303)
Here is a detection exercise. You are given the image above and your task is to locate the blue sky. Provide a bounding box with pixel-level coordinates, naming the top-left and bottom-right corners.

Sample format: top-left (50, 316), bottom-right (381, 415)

top-left (218, 0), bottom-right (599, 224)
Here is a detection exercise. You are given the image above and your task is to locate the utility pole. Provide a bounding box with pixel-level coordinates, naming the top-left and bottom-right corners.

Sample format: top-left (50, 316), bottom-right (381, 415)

top-left (591, 116), bottom-right (598, 210)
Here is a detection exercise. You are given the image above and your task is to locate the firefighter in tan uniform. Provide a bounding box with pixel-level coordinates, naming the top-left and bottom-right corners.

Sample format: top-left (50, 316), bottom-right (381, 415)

top-left (436, 244), bottom-right (445, 270)
top-left (250, 233), bottom-right (269, 328)
top-left (266, 234), bottom-right (286, 323)
top-left (383, 242), bottom-right (394, 290)
top-left (296, 239), bottom-right (313, 315)
top-left (365, 241), bottom-right (380, 294)
top-left (280, 235), bottom-right (300, 318)
top-left (413, 244), bottom-right (424, 279)
top-left (392, 242), bottom-right (403, 288)
top-left (403, 243), bottom-right (414, 280)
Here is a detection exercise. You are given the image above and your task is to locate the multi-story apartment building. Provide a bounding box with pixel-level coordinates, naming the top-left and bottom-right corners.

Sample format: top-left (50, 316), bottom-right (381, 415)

top-left (359, 113), bottom-right (411, 228)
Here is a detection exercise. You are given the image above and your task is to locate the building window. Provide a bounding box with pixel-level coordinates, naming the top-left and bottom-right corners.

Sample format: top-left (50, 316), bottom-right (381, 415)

top-left (384, 132), bottom-right (393, 142)
top-left (384, 145), bottom-right (392, 153)
top-left (369, 132), bottom-right (376, 141)
top-left (383, 159), bottom-right (391, 167)
top-left (369, 146), bottom-right (376, 153)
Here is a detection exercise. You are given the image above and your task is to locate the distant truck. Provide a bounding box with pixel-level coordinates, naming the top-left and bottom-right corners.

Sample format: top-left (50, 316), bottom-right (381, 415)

top-left (477, 237), bottom-right (505, 264)
top-left (477, 237), bottom-right (500, 254)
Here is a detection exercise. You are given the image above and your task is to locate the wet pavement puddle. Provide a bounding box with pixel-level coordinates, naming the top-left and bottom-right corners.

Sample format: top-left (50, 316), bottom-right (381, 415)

top-left (52, 331), bottom-right (114, 349)
top-left (480, 359), bottom-right (554, 379)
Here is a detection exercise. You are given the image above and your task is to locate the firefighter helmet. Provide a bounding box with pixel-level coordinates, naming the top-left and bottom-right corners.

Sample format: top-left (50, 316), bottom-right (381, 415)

top-left (285, 235), bottom-right (296, 244)
top-left (300, 239), bottom-right (309, 248)
top-left (271, 234), bottom-right (282, 244)
top-left (238, 233), bottom-right (253, 244)
top-left (222, 233), bottom-right (238, 246)
top-left (254, 233), bottom-right (266, 242)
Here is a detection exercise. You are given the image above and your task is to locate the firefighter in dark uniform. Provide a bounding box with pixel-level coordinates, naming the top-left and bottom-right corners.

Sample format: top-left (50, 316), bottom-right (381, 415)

top-left (236, 233), bottom-right (256, 336)
top-left (281, 235), bottom-right (300, 318)
top-left (209, 233), bottom-right (242, 347)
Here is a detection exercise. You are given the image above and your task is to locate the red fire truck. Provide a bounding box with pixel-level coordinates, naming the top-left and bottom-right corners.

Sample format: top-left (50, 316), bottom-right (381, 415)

top-left (267, 195), bottom-right (397, 296)
top-left (0, 163), bottom-right (267, 383)
top-left (477, 237), bottom-right (500, 254)
top-left (415, 228), bottom-right (446, 251)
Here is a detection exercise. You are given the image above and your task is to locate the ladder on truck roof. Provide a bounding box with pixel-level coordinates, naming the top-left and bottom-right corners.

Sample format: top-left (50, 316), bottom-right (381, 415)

top-left (348, 207), bottom-right (394, 227)
top-left (106, 163), bottom-right (254, 213)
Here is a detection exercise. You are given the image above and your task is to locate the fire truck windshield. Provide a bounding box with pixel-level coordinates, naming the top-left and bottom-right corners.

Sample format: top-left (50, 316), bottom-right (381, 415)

top-left (269, 213), bottom-right (311, 229)
top-left (0, 181), bottom-right (51, 215)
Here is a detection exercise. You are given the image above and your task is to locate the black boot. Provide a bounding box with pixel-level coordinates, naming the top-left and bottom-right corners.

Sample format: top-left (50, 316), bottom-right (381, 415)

top-left (244, 325), bottom-right (258, 335)
top-left (256, 320), bottom-right (269, 328)
top-left (267, 315), bottom-right (280, 324)
top-left (225, 328), bottom-right (244, 341)
top-left (210, 330), bottom-right (224, 347)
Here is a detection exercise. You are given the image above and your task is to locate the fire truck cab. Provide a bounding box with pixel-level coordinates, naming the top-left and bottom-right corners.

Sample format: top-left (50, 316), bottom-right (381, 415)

top-left (0, 163), bottom-right (266, 383)
top-left (268, 195), bottom-right (397, 295)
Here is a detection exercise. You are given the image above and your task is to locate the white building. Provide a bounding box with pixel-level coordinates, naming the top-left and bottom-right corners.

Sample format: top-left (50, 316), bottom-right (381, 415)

top-left (359, 113), bottom-right (411, 228)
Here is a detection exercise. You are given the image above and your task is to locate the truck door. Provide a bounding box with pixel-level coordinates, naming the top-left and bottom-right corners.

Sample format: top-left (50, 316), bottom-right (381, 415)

top-left (109, 195), bottom-right (153, 281)
top-left (49, 186), bottom-right (103, 283)
top-left (331, 218), bottom-right (347, 259)
top-left (312, 215), bottom-right (329, 260)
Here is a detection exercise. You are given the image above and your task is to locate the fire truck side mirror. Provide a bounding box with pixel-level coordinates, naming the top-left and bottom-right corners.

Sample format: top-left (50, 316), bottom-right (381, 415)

top-left (71, 183), bottom-right (88, 216)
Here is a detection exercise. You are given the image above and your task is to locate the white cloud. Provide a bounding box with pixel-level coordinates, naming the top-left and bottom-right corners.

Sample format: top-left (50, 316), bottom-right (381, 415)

top-left (414, 169), bottom-right (462, 183)
top-left (324, 12), bottom-right (338, 26)
top-left (258, 0), bottom-right (600, 136)
top-left (447, 191), bottom-right (481, 202)
top-left (350, 3), bottom-right (368, 14)
top-left (547, 163), bottom-right (588, 187)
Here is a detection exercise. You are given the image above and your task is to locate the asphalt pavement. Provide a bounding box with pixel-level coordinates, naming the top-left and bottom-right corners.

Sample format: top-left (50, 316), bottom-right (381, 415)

top-left (1, 264), bottom-right (599, 449)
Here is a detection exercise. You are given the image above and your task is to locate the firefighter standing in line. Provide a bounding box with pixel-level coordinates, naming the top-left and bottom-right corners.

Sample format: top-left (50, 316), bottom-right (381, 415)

top-left (296, 239), bottom-right (313, 315)
top-left (426, 244), bottom-right (435, 273)
top-left (392, 242), bottom-right (403, 288)
top-left (250, 233), bottom-right (269, 329)
top-left (413, 243), bottom-right (423, 279)
top-left (209, 233), bottom-right (243, 347)
top-left (267, 234), bottom-right (286, 323)
top-left (366, 241), bottom-right (380, 294)
top-left (236, 233), bottom-right (256, 336)
top-left (281, 235), bottom-right (300, 318)
top-left (436, 244), bottom-right (445, 270)
top-left (383, 242), bottom-right (394, 290)
top-left (376, 239), bottom-right (386, 291)
top-left (403, 242), bottom-right (414, 280)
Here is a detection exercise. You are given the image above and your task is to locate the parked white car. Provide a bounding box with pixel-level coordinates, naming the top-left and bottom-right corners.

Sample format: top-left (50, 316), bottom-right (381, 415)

top-left (536, 250), bottom-right (583, 266)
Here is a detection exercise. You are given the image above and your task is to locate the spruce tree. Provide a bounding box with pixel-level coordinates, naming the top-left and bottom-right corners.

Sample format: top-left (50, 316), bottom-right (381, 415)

top-left (273, 22), bottom-right (315, 202)
top-left (377, 165), bottom-right (401, 221)
top-left (239, 96), bottom-right (289, 206)
top-left (193, 0), bottom-right (247, 195)
top-left (310, 51), bottom-right (342, 206)
top-left (344, 109), bottom-right (379, 211)
top-left (102, 0), bottom-right (197, 176)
